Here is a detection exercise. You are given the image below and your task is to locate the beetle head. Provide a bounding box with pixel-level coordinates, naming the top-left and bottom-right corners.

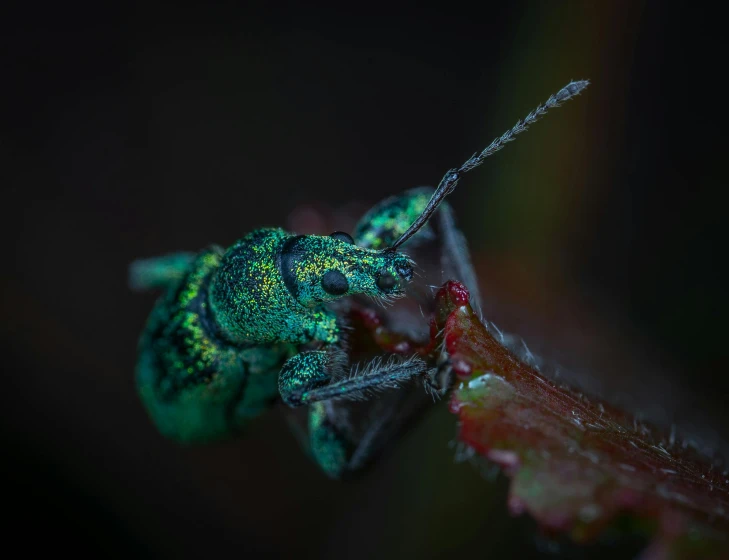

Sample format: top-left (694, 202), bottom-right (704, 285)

top-left (279, 232), bottom-right (413, 307)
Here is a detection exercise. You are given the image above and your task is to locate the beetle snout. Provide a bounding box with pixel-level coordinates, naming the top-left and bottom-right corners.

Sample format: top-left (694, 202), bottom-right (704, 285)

top-left (375, 253), bottom-right (413, 294)
top-left (395, 261), bottom-right (413, 282)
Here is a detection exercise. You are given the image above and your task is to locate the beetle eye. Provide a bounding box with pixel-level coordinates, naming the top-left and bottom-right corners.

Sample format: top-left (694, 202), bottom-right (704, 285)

top-left (376, 271), bottom-right (398, 293)
top-left (330, 231), bottom-right (354, 244)
top-left (321, 270), bottom-right (349, 295)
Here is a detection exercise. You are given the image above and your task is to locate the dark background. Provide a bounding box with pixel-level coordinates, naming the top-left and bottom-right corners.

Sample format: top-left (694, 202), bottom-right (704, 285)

top-left (3, 2), bottom-right (727, 558)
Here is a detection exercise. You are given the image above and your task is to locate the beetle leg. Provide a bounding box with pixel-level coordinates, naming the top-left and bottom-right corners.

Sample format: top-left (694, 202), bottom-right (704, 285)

top-left (307, 399), bottom-right (391, 478)
top-left (354, 187), bottom-right (481, 315)
top-left (278, 349), bottom-right (428, 407)
top-left (353, 187), bottom-right (436, 250)
top-left (436, 203), bottom-right (482, 316)
top-left (303, 380), bottom-right (431, 478)
top-left (279, 349), bottom-right (431, 478)
top-left (129, 252), bottom-right (196, 291)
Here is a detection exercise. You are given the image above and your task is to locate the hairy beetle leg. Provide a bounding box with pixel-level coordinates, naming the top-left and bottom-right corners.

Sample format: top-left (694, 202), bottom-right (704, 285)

top-left (307, 399), bottom-right (402, 479)
top-left (436, 204), bottom-right (482, 317)
top-left (278, 350), bottom-right (429, 407)
top-left (280, 350), bottom-right (432, 478)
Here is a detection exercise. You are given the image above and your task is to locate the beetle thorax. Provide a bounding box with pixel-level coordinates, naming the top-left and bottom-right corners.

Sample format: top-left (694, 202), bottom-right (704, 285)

top-left (209, 228), bottom-right (339, 346)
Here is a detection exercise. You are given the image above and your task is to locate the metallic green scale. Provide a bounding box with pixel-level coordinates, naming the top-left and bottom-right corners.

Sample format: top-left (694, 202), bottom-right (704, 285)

top-left (308, 402), bottom-right (348, 478)
top-left (136, 248), bottom-right (292, 442)
top-left (134, 209), bottom-right (419, 446)
top-left (355, 187), bottom-right (434, 249)
top-left (132, 80), bottom-right (589, 476)
top-left (210, 228), bottom-right (412, 345)
top-left (209, 228), bottom-right (330, 345)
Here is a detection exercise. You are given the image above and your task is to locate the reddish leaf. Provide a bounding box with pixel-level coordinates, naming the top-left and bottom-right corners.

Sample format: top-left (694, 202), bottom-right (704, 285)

top-left (433, 280), bottom-right (729, 557)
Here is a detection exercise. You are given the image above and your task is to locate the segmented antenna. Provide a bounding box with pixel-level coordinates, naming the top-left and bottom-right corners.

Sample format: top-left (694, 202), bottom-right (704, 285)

top-left (388, 80), bottom-right (589, 250)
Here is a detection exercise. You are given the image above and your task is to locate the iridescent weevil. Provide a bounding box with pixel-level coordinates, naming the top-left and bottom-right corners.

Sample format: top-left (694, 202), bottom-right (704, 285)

top-left (130, 80), bottom-right (588, 478)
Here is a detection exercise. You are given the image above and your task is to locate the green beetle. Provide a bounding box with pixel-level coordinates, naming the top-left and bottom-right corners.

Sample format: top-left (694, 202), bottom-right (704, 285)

top-left (130, 80), bottom-right (588, 478)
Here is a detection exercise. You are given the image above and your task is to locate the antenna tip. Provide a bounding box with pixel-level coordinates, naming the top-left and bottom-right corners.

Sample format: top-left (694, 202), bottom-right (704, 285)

top-left (556, 80), bottom-right (590, 102)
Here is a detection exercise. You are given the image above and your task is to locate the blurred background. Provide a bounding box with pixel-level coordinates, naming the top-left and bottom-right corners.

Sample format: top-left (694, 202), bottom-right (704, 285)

top-left (3, 2), bottom-right (727, 558)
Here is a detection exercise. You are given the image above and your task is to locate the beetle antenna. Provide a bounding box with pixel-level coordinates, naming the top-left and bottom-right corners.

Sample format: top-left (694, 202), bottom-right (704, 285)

top-left (388, 79), bottom-right (589, 250)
